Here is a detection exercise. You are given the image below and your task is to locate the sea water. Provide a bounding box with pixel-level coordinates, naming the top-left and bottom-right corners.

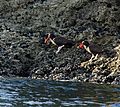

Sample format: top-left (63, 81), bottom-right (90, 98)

top-left (0, 78), bottom-right (120, 107)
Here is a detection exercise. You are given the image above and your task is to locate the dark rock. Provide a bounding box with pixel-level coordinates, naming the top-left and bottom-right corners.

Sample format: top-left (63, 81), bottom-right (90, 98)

top-left (111, 76), bottom-right (120, 84)
top-left (0, 0), bottom-right (119, 84)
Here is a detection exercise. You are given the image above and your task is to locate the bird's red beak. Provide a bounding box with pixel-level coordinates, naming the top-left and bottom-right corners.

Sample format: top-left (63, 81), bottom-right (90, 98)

top-left (44, 34), bottom-right (50, 44)
top-left (78, 43), bottom-right (84, 49)
top-left (44, 37), bottom-right (49, 44)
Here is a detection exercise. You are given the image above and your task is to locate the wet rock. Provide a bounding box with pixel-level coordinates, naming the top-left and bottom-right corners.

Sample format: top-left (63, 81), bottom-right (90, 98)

top-left (111, 76), bottom-right (120, 85)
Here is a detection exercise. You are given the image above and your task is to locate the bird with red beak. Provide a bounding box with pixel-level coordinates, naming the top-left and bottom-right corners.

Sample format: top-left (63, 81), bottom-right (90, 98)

top-left (44, 33), bottom-right (75, 54)
top-left (78, 40), bottom-right (104, 62)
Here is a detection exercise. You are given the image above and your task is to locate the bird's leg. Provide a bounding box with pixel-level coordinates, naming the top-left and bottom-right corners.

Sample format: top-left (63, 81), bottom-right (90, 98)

top-left (56, 45), bottom-right (64, 54)
top-left (94, 54), bottom-right (98, 60)
top-left (89, 54), bottom-right (95, 62)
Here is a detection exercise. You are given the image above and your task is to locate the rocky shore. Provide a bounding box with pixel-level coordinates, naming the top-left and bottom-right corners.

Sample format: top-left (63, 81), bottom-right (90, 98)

top-left (0, 0), bottom-right (120, 84)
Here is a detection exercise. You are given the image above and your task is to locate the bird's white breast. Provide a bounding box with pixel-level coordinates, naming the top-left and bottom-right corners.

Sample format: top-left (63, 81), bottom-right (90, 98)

top-left (84, 45), bottom-right (92, 54)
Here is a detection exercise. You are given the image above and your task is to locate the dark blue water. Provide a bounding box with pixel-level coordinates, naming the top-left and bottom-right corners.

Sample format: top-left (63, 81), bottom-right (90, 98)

top-left (0, 78), bottom-right (120, 107)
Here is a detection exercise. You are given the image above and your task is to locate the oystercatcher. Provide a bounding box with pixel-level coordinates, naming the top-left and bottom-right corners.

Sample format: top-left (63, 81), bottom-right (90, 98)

top-left (44, 33), bottom-right (75, 54)
top-left (78, 40), bottom-right (104, 61)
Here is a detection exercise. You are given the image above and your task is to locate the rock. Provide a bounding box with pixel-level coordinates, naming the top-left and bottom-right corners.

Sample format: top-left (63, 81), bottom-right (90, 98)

top-left (0, 0), bottom-right (119, 84)
top-left (111, 76), bottom-right (120, 85)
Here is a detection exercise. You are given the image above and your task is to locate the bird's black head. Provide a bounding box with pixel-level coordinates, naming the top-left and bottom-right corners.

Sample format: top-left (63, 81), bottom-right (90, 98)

top-left (44, 33), bottom-right (55, 39)
top-left (82, 41), bottom-right (89, 47)
top-left (49, 33), bottom-right (56, 39)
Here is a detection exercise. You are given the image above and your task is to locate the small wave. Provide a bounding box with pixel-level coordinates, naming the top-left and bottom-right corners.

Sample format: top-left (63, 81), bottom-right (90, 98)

top-left (23, 101), bottom-right (55, 105)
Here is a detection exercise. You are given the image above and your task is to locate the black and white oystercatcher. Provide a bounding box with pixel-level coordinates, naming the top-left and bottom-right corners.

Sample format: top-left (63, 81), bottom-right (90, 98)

top-left (78, 40), bottom-right (104, 61)
top-left (44, 33), bottom-right (75, 54)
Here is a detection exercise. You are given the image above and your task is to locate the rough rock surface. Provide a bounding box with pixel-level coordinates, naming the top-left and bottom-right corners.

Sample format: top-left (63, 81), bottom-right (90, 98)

top-left (0, 0), bottom-right (120, 84)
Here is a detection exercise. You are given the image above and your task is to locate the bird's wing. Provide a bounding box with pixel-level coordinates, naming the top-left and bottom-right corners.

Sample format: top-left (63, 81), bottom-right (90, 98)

top-left (54, 37), bottom-right (74, 46)
top-left (89, 43), bottom-right (103, 54)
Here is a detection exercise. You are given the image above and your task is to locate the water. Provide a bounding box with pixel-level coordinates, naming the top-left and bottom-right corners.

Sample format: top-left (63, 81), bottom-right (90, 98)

top-left (0, 78), bottom-right (120, 107)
